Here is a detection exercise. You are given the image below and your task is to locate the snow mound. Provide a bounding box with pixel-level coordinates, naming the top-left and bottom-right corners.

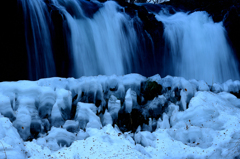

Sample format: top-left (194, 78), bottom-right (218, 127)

top-left (0, 74), bottom-right (239, 158)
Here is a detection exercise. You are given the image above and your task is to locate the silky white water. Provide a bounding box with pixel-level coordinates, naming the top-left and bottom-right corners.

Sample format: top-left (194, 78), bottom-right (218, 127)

top-left (19, 0), bottom-right (240, 82)
top-left (52, 0), bottom-right (138, 78)
top-left (20, 0), bottom-right (56, 80)
top-left (156, 11), bottom-right (240, 83)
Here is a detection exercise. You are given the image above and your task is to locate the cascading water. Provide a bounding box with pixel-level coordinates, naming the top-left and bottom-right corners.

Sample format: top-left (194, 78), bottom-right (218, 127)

top-left (155, 11), bottom-right (240, 83)
top-left (9, 0), bottom-right (239, 83)
top-left (19, 0), bottom-right (56, 80)
top-left (52, 0), bottom-right (138, 77)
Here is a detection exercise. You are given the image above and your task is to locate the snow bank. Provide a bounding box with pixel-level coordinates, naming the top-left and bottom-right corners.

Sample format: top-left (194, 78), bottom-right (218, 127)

top-left (0, 74), bottom-right (239, 158)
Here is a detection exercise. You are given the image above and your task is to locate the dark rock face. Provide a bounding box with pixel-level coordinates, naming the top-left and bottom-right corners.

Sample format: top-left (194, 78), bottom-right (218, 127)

top-left (230, 91), bottom-right (240, 99)
top-left (223, 5), bottom-right (240, 69)
top-left (45, 1), bottom-right (72, 78)
top-left (1, 0), bottom-right (28, 81)
top-left (117, 108), bottom-right (148, 133)
top-left (30, 121), bottom-right (42, 138)
top-left (140, 80), bottom-right (162, 101)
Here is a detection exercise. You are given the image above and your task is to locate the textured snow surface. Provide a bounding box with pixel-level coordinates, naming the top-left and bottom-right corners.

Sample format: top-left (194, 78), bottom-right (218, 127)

top-left (0, 74), bottom-right (240, 159)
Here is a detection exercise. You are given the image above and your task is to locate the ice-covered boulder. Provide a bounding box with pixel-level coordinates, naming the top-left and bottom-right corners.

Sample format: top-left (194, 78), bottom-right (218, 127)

top-left (108, 95), bottom-right (121, 123)
top-left (41, 118), bottom-right (50, 133)
top-left (134, 131), bottom-right (156, 147)
top-left (37, 87), bottom-right (56, 119)
top-left (103, 75), bottom-right (126, 103)
top-left (76, 129), bottom-right (90, 140)
top-left (142, 118), bottom-right (153, 132)
top-left (171, 77), bottom-right (194, 110)
top-left (140, 80), bottom-right (162, 101)
top-left (148, 95), bottom-right (166, 119)
top-left (50, 103), bottom-right (65, 127)
top-left (157, 113), bottom-right (170, 129)
top-left (158, 75), bottom-right (173, 89)
top-left (123, 74), bottom-right (146, 96)
top-left (108, 75), bottom-right (119, 92)
top-left (55, 88), bottom-right (72, 120)
top-left (211, 83), bottom-right (223, 93)
top-left (222, 80), bottom-right (240, 98)
top-left (63, 120), bottom-right (80, 133)
top-left (13, 107), bottom-right (31, 140)
top-left (74, 80), bottom-right (104, 107)
top-left (101, 110), bottom-right (113, 126)
top-left (118, 108), bottom-right (148, 133)
top-left (75, 102), bottom-right (102, 130)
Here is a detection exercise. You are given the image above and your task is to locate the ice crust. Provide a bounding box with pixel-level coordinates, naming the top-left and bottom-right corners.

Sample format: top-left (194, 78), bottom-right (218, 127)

top-left (0, 73), bottom-right (240, 158)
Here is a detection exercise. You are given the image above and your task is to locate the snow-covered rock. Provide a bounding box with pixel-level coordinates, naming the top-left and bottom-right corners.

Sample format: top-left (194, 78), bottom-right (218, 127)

top-left (63, 120), bottom-right (80, 133)
top-left (124, 88), bottom-right (133, 114)
top-left (101, 110), bottom-right (113, 126)
top-left (0, 74), bottom-right (239, 158)
top-left (50, 103), bottom-right (65, 127)
top-left (108, 95), bottom-right (121, 123)
top-left (148, 95), bottom-right (166, 118)
top-left (75, 102), bottom-right (102, 130)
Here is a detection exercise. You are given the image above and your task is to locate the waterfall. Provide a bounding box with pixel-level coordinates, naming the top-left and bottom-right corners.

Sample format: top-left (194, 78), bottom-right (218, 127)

top-left (10, 0), bottom-right (240, 82)
top-left (155, 11), bottom-right (240, 83)
top-left (19, 0), bottom-right (56, 80)
top-left (51, 0), bottom-right (138, 78)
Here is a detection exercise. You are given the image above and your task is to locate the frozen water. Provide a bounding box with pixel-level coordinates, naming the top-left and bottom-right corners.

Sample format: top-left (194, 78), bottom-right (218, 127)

top-left (0, 74), bottom-right (239, 158)
top-left (75, 102), bottom-right (102, 130)
top-left (124, 88), bottom-right (133, 114)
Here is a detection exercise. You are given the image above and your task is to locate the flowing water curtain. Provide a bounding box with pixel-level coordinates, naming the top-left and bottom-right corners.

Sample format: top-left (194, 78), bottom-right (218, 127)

top-left (52, 0), bottom-right (138, 78)
top-left (20, 0), bottom-right (56, 80)
top-left (156, 11), bottom-right (240, 83)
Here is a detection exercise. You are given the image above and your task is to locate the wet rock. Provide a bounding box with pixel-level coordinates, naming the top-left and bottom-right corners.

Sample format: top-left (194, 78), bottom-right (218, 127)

top-left (141, 80), bottom-right (163, 101)
top-left (117, 108), bottom-right (148, 133)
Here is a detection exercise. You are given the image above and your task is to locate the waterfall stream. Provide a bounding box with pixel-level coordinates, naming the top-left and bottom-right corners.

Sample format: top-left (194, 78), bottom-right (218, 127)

top-left (156, 11), bottom-right (239, 83)
top-left (14, 0), bottom-right (240, 83)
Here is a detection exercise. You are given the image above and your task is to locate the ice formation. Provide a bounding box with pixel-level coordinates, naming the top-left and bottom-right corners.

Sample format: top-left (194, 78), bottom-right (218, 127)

top-left (0, 73), bottom-right (239, 158)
